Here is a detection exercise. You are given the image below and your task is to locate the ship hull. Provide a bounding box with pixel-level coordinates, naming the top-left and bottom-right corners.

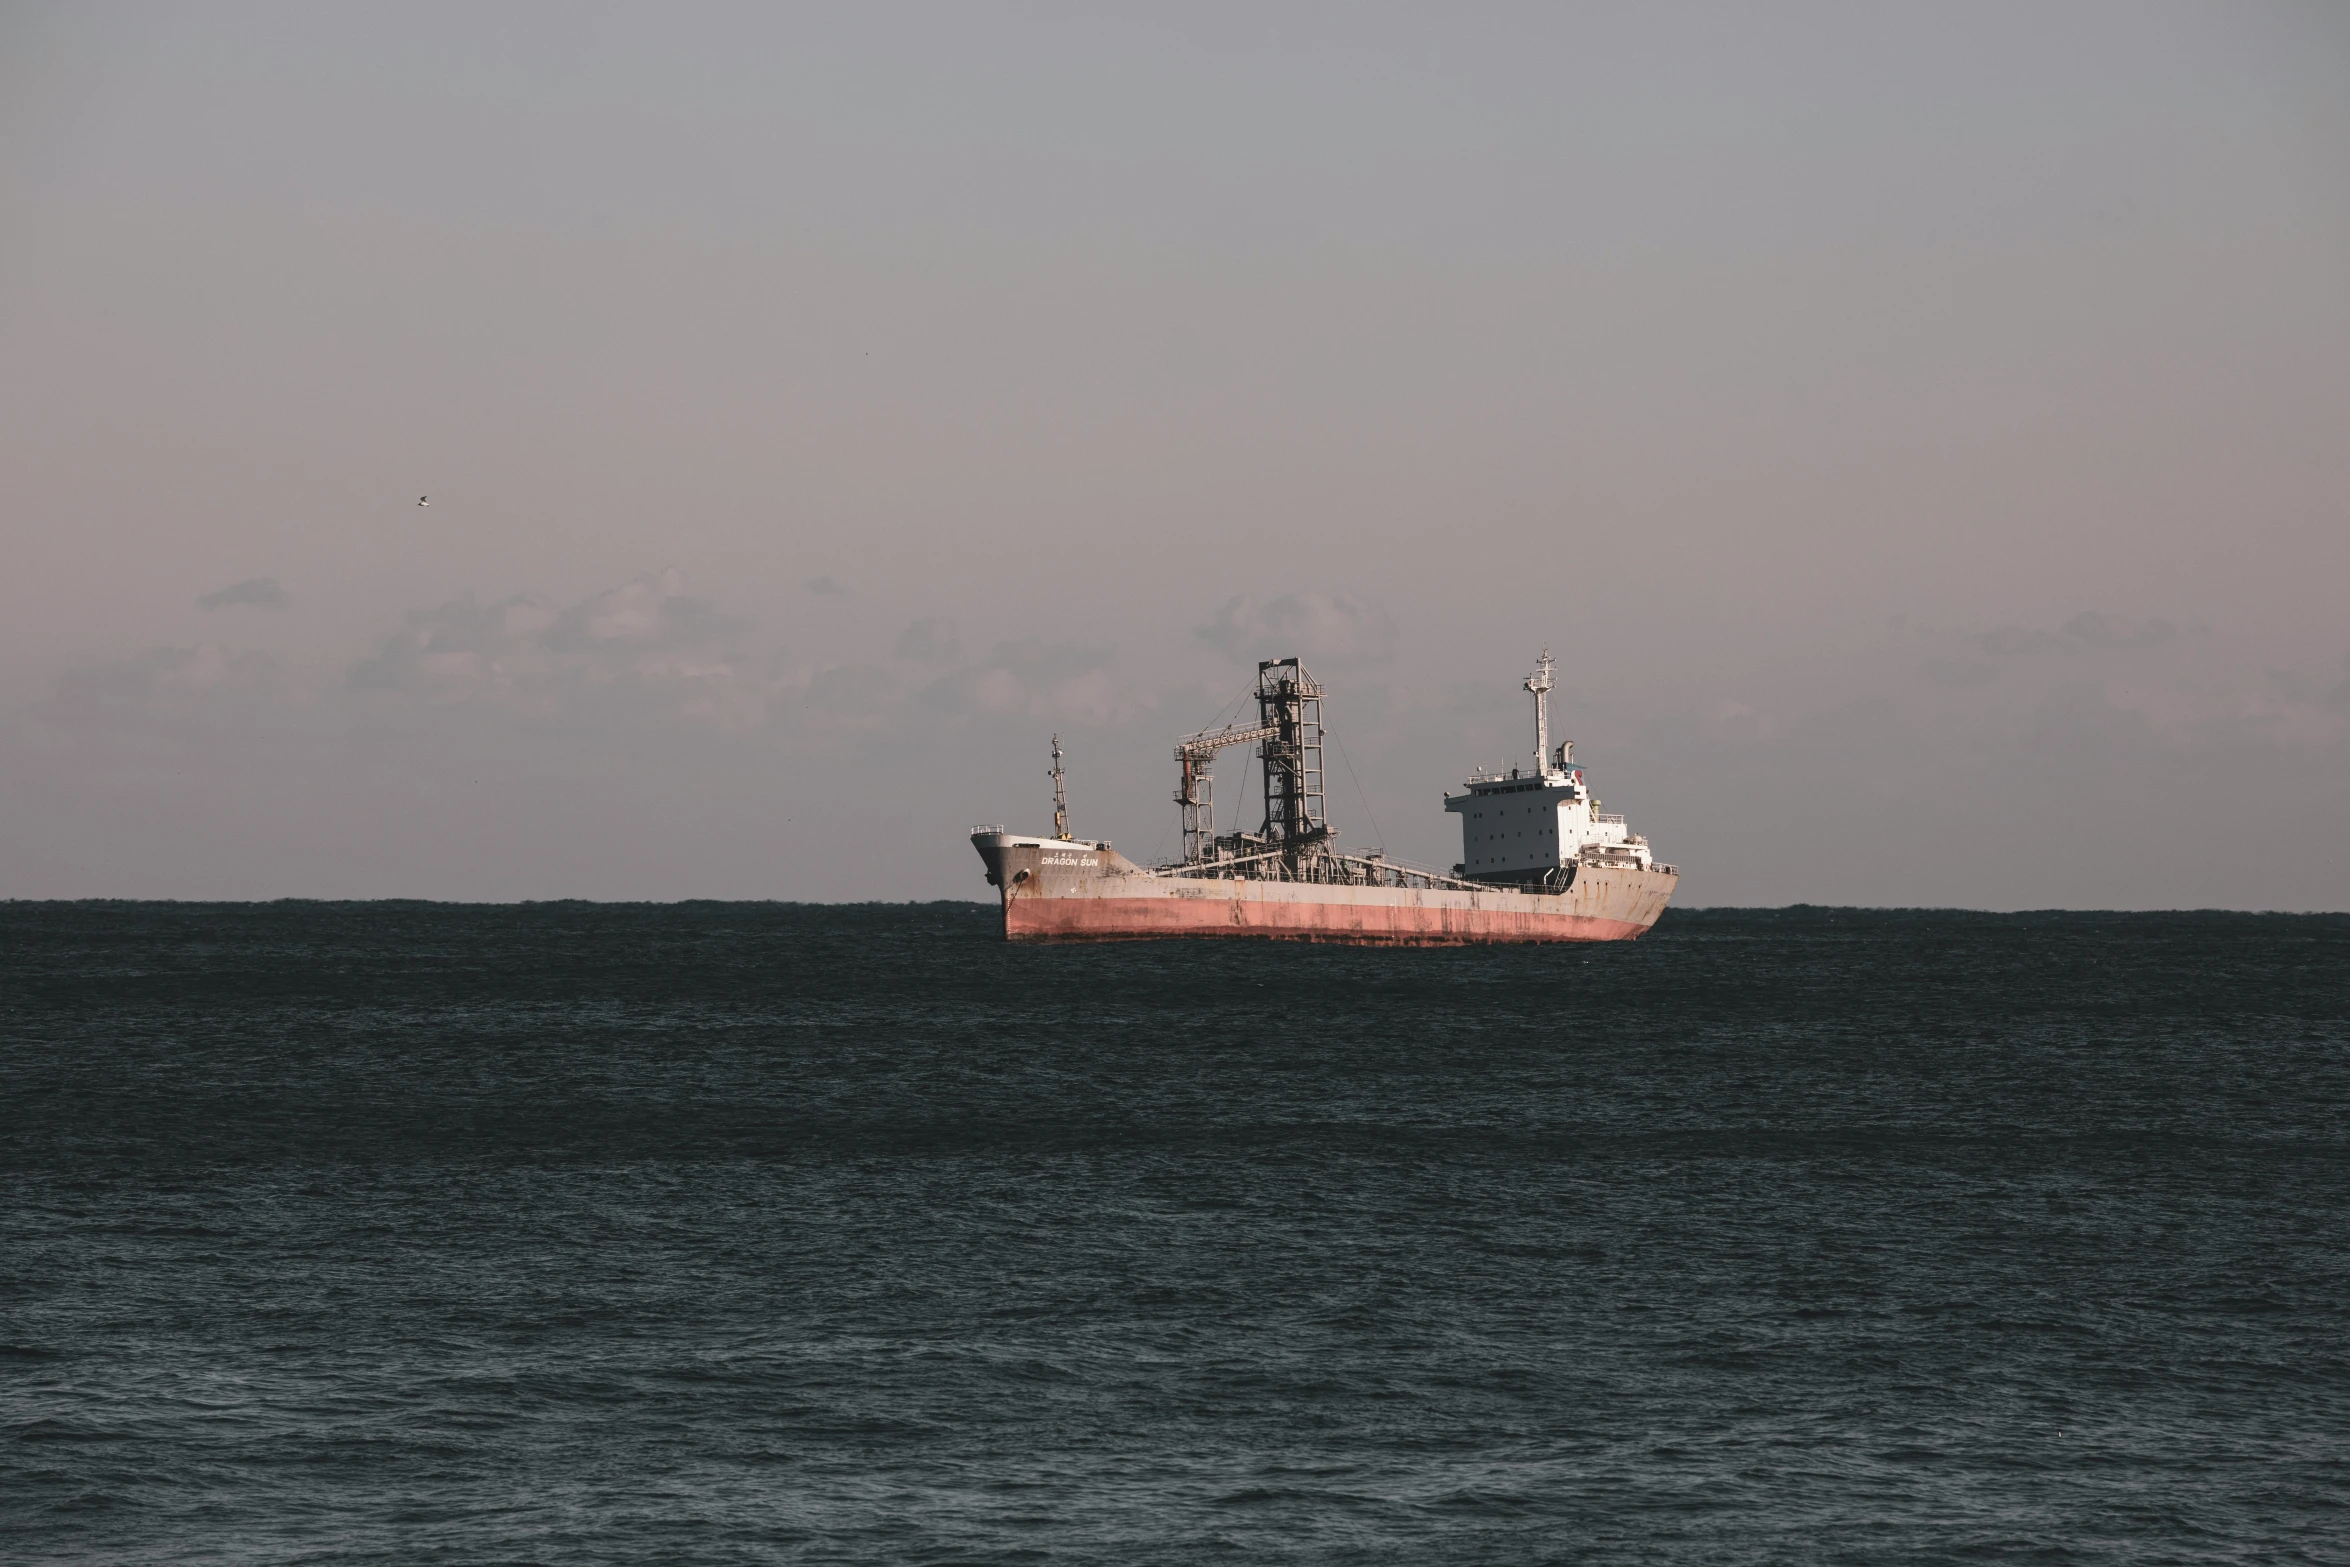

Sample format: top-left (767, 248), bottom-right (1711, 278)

top-left (973, 833), bottom-right (1675, 945)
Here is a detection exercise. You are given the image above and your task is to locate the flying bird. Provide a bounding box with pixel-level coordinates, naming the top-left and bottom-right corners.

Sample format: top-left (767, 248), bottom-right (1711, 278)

top-left (417, 496), bottom-right (429, 507)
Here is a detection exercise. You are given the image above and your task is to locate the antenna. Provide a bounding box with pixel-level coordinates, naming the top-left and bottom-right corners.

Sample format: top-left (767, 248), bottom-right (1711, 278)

top-left (1050, 734), bottom-right (1071, 840)
top-left (1524, 647), bottom-right (1556, 775)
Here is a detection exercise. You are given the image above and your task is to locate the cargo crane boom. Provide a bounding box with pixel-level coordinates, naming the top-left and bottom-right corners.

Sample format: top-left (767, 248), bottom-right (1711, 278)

top-left (1176, 722), bottom-right (1280, 762)
top-left (1173, 721), bottom-right (1277, 864)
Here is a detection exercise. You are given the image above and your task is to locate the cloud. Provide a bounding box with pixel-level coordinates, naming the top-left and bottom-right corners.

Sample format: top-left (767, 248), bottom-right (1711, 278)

top-left (1974, 626), bottom-right (2064, 657)
top-left (346, 568), bottom-right (770, 732)
top-left (803, 576), bottom-right (849, 597)
top-left (1894, 613), bottom-right (2346, 755)
top-left (39, 644), bottom-right (293, 740)
top-left (894, 617), bottom-right (960, 662)
top-left (2059, 611), bottom-right (2180, 651)
top-left (12, 575), bottom-right (2348, 907)
top-left (1975, 611), bottom-right (2187, 659)
top-left (912, 640), bottom-right (1124, 725)
top-left (806, 662), bottom-right (898, 718)
top-left (544, 569), bottom-right (743, 653)
top-left (197, 577), bottom-right (288, 611)
top-left (1195, 591), bottom-right (1397, 664)
top-left (37, 571), bottom-right (1151, 761)
top-left (1917, 657), bottom-right (1999, 688)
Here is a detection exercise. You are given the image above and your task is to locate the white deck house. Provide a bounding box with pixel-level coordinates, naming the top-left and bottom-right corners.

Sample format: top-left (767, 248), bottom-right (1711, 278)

top-left (1445, 651), bottom-right (1655, 884)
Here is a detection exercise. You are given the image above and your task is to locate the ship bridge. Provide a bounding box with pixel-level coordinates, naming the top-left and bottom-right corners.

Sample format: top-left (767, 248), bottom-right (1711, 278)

top-left (1445, 649), bottom-right (1655, 885)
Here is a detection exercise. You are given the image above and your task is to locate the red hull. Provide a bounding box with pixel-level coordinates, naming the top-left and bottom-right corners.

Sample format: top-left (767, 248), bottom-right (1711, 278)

top-left (973, 833), bottom-right (1673, 946)
top-left (1005, 893), bottom-right (1651, 945)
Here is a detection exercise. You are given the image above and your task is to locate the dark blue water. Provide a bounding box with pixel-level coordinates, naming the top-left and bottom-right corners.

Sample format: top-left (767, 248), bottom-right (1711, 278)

top-left (4, 903), bottom-right (2346, 1563)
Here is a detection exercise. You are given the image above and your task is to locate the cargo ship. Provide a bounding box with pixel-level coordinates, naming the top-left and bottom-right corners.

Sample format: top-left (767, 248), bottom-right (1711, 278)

top-left (970, 650), bottom-right (1676, 945)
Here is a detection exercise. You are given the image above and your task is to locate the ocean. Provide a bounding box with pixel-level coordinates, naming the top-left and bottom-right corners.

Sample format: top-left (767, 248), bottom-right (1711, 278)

top-left (4, 902), bottom-right (2345, 1563)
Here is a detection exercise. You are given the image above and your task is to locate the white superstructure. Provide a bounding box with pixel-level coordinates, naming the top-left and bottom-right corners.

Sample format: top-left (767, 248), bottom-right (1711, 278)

top-left (1445, 649), bottom-right (1658, 883)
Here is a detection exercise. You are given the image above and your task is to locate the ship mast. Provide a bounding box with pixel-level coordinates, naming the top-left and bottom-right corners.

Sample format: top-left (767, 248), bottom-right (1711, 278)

top-left (1049, 734), bottom-right (1071, 840)
top-left (1525, 647), bottom-right (1555, 777)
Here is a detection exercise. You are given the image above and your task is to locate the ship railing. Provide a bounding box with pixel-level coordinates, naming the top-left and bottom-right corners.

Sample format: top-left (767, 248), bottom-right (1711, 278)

top-left (1149, 848), bottom-right (1290, 879)
top-left (1324, 853), bottom-right (1489, 893)
top-left (1593, 812), bottom-right (1626, 823)
top-left (1148, 848), bottom-right (1492, 895)
top-left (969, 823), bottom-right (1008, 835)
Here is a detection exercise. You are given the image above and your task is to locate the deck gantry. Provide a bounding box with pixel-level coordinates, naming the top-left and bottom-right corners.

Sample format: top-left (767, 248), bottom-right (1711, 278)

top-left (1173, 657), bottom-right (1330, 872)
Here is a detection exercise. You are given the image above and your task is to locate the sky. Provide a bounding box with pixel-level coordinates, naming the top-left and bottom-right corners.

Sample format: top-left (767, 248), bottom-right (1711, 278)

top-left (2, 2), bottom-right (2345, 907)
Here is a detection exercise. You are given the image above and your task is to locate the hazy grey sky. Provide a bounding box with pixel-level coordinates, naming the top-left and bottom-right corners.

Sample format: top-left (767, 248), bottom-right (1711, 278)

top-left (3, 2), bottom-right (2346, 906)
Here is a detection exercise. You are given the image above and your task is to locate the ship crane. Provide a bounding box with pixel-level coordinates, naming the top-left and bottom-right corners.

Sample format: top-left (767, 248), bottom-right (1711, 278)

top-left (1173, 656), bottom-right (1333, 871)
top-left (1173, 720), bottom-right (1277, 864)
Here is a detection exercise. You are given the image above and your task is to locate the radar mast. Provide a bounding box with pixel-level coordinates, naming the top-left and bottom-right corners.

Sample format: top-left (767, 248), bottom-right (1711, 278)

top-left (1049, 734), bottom-right (1071, 840)
top-left (1525, 647), bottom-right (1557, 777)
